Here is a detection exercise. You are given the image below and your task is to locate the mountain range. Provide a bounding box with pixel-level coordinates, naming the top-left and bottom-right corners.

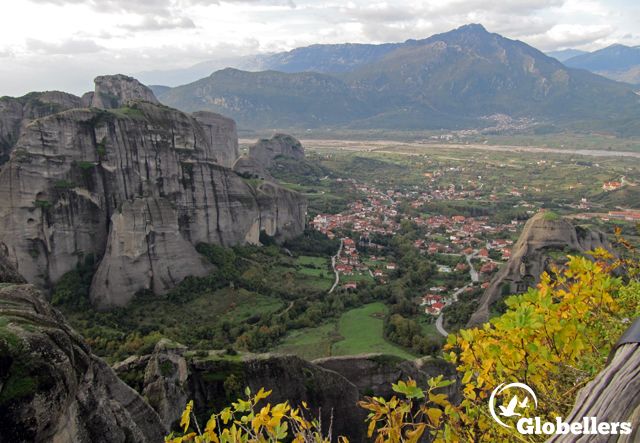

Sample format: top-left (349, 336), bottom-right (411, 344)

top-left (562, 44), bottom-right (640, 85)
top-left (149, 24), bottom-right (640, 135)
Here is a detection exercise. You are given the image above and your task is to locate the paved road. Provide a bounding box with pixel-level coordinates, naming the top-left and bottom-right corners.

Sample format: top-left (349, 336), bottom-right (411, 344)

top-left (436, 314), bottom-right (448, 337)
top-left (465, 253), bottom-right (479, 283)
top-left (328, 239), bottom-right (344, 294)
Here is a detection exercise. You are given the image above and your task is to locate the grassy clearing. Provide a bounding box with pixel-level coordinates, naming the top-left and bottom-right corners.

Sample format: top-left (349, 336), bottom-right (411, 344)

top-left (274, 323), bottom-right (340, 360)
top-left (275, 302), bottom-right (417, 360)
top-left (333, 303), bottom-right (416, 359)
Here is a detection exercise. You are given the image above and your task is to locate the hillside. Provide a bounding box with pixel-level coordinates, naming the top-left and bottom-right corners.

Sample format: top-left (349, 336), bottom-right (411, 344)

top-left (155, 24), bottom-right (640, 134)
top-left (564, 44), bottom-right (640, 85)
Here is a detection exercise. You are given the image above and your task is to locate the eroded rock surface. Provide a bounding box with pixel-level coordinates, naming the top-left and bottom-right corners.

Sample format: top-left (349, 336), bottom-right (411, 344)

top-left (0, 284), bottom-right (164, 443)
top-left (233, 133), bottom-right (304, 178)
top-left (468, 212), bottom-right (611, 326)
top-left (0, 91), bottom-right (82, 164)
top-left (0, 75), bottom-right (307, 308)
top-left (91, 74), bottom-right (159, 109)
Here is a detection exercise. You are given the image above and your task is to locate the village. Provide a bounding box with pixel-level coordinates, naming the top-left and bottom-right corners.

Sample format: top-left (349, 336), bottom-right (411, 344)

top-left (310, 177), bottom-right (524, 321)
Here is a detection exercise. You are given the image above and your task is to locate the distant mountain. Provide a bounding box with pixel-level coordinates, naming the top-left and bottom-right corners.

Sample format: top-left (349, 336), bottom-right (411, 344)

top-left (137, 43), bottom-right (401, 87)
top-left (156, 68), bottom-right (369, 128)
top-left (546, 49), bottom-right (588, 62)
top-left (564, 44), bottom-right (640, 84)
top-left (155, 24), bottom-right (640, 134)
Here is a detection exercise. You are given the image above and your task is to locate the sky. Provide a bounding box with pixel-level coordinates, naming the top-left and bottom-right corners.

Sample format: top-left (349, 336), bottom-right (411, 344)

top-left (0, 0), bottom-right (638, 96)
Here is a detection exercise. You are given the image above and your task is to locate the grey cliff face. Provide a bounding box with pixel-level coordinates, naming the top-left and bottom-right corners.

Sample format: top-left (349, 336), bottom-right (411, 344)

top-left (468, 212), bottom-right (611, 326)
top-left (0, 284), bottom-right (165, 443)
top-left (192, 111), bottom-right (239, 168)
top-left (0, 75), bottom-right (307, 309)
top-left (249, 133), bottom-right (305, 168)
top-left (91, 74), bottom-right (159, 109)
top-left (112, 348), bottom-right (457, 441)
top-left (233, 133), bottom-right (304, 179)
top-left (0, 91), bottom-right (82, 165)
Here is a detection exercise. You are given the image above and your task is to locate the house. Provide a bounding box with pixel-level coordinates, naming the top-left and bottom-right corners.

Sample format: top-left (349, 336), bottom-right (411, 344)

top-left (343, 282), bottom-right (358, 290)
top-left (373, 269), bottom-right (385, 277)
top-left (602, 181), bottom-right (622, 191)
top-left (426, 302), bottom-right (445, 315)
top-left (478, 248), bottom-right (489, 259)
top-left (386, 263), bottom-right (397, 270)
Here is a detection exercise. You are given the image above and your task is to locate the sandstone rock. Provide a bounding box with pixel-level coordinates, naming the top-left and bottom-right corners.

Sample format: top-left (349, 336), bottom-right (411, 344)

top-left (248, 133), bottom-right (304, 168)
top-left (468, 211), bottom-right (611, 326)
top-left (185, 352), bottom-right (365, 440)
top-left (90, 198), bottom-right (213, 307)
top-left (313, 353), bottom-right (456, 399)
top-left (91, 74), bottom-right (159, 109)
top-left (0, 75), bottom-right (306, 308)
top-left (233, 133), bottom-right (305, 180)
top-left (0, 284), bottom-right (164, 443)
top-left (192, 111), bottom-right (239, 168)
top-left (141, 339), bottom-right (189, 430)
top-left (0, 91), bottom-right (82, 164)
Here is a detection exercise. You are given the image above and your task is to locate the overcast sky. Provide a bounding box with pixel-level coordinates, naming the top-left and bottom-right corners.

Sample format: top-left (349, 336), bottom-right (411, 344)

top-left (0, 0), bottom-right (638, 96)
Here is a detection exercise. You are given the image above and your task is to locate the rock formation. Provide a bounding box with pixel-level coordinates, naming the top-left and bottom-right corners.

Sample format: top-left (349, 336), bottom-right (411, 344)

top-left (0, 75), bottom-right (307, 309)
top-left (0, 284), bottom-right (165, 442)
top-left (0, 283), bottom-right (455, 442)
top-left (111, 347), bottom-right (458, 441)
top-left (313, 353), bottom-right (457, 399)
top-left (91, 74), bottom-right (159, 109)
top-left (233, 133), bottom-right (304, 179)
top-left (468, 211), bottom-right (611, 326)
top-left (0, 91), bottom-right (82, 164)
top-left (192, 111), bottom-right (239, 169)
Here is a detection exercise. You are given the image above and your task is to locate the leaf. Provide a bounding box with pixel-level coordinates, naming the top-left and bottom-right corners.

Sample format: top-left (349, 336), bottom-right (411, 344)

top-left (181, 400), bottom-right (194, 433)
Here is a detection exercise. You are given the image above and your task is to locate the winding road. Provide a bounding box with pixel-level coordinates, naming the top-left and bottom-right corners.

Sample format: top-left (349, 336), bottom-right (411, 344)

top-left (328, 239), bottom-right (344, 294)
top-left (436, 253), bottom-right (479, 337)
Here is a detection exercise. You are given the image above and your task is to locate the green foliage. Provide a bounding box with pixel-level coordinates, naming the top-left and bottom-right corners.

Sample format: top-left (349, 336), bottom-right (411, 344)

top-left (33, 199), bottom-right (51, 210)
top-left (51, 255), bottom-right (96, 308)
top-left (53, 179), bottom-right (76, 189)
top-left (75, 161), bottom-right (97, 170)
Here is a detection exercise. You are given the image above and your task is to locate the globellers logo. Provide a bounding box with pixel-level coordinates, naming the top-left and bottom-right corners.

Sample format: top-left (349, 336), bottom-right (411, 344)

top-left (488, 382), bottom-right (633, 436)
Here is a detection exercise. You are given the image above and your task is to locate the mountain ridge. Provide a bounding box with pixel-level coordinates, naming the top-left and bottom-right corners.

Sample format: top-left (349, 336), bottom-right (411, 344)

top-left (153, 24), bottom-right (640, 134)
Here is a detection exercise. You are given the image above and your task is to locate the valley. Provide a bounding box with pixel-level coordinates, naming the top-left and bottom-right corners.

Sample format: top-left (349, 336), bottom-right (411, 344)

top-left (54, 133), bottom-right (639, 368)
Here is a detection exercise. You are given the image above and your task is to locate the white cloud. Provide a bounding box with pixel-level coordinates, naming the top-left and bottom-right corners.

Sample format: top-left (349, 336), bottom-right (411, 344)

top-left (121, 16), bottom-right (196, 30)
top-left (25, 38), bottom-right (104, 54)
top-left (0, 0), bottom-right (637, 95)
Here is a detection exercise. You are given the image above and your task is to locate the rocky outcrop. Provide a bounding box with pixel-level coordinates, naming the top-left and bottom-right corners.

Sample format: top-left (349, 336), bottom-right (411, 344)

top-left (132, 350), bottom-right (365, 440)
top-left (248, 133), bottom-right (304, 168)
top-left (141, 339), bottom-right (189, 428)
top-left (112, 348), bottom-right (458, 441)
top-left (233, 133), bottom-right (304, 179)
top-left (192, 111), bottom-right (239, 169)
top-left (0, 91), bottom-right (82, 164)
top-left (313, 353), bottom-right (457, 399)
top-left (0, 284), bottom-right (165, 442)
top-left (468, 211), bottom-right (611, 326)
top-left (90, 198), bottom-right (213, 306)
top-left (91, 74), bottom-right (159, 109)
top-left (0, 75), bottom-right (307, 308)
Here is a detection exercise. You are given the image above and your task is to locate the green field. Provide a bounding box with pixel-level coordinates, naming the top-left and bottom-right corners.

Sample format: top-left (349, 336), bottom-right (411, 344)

top-left (275, 302), bottom-right (417, 360)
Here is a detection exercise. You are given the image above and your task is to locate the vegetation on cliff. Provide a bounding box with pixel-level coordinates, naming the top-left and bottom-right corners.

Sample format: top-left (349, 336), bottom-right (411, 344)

top-left (167, 236), bottom-right (638, 442)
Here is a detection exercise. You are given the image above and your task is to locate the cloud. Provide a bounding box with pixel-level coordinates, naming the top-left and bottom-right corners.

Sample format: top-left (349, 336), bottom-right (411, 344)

top-left (122, 16), bottom-right (196, 30)
top-left (25, 38), bottom-right (104, 55)
top-left (527, 23), bottom-right (614, 50)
